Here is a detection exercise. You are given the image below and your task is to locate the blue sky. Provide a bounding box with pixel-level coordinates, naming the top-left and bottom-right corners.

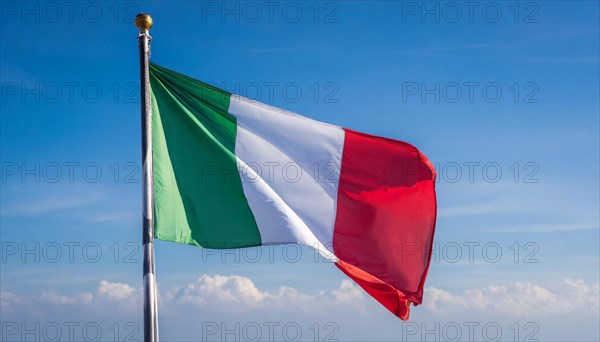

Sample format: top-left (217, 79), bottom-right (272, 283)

top-left (1, 1), bottom-right (599, 341)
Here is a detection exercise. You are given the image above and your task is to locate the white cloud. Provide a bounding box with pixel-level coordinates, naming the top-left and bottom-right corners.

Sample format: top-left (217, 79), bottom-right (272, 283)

top-left (39, 291), bottom-right (93, 305)
top-left (0, 190), bottom-right (103, 216)
top-left (0, 280), bottom-right (140, 316)
top-left (97, 280), bottom-right (137, 300)
top-left (6, 275), bottom-right (597, 319)
top-left (2, 276), bottom-right (599, 341)
top-left (90, 212), bottom-right (136, 223)
top-left (165, 274), bottom-right (366, 311)
top-left (331, 279), bottom-right (364, 303)
top-left (0, 183), bottom-right (137, 225)
top-left (167, 274), bottom-right (265, 305)
top-left (424, 279), bottom-right (600, 316)
top-left (438, 201), bottom-right (513, 217)
top-left (0, 290), bottom-right (21, 309)
top-left (487, 223), bottom-right (599, 233)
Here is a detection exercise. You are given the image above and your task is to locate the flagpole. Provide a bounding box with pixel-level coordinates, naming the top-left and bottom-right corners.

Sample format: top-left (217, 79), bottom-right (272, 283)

top-left (135, 13), bottom-right (159, 342)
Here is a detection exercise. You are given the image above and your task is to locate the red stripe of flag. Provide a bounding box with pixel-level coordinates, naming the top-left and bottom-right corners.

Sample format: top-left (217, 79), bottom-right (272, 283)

top-left (333, 129), bottom-right (437, 320)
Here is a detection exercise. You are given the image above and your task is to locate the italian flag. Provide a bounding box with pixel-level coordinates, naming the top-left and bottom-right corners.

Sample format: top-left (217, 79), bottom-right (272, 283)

top-left (149, 63), bottom-right (437, 320)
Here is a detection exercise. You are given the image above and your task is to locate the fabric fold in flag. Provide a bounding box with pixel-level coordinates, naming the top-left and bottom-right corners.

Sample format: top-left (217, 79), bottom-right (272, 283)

top-left (149, 62), bottom-right (437, 320)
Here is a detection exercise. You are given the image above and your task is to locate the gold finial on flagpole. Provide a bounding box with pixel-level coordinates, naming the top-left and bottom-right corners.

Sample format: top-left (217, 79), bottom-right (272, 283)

top-left (135, 13), bottom-right (153, 31)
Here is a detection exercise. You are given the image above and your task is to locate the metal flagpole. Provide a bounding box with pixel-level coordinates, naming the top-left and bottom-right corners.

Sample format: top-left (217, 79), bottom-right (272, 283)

top-left (135, 13), bottom-right (159, 342)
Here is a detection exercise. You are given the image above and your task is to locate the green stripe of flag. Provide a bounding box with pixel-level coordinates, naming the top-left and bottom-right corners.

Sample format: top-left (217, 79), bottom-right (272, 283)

top-left (149, 62), bottom-right (262, 249)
